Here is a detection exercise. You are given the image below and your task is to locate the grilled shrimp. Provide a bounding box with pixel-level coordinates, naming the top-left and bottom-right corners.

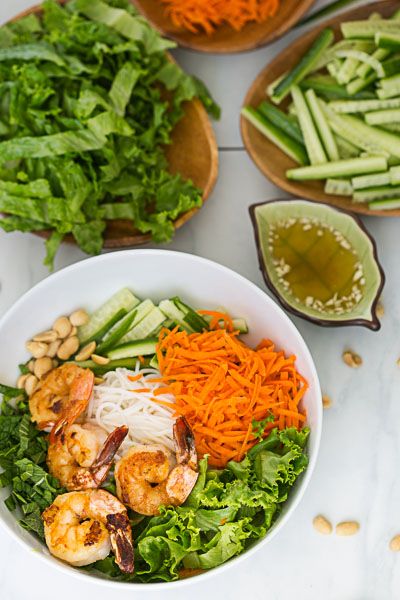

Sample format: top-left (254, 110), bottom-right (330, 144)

top-left (42, 489), bottom-right (134, 573)
top-left (115, 416), bottom-right (198, 516)
top-left (29, 364), bottom-right (89, 430)
top-left (47, 369), bottom-right (127, 490)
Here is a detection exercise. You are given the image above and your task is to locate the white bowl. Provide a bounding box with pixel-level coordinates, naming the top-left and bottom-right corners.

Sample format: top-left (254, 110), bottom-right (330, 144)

top-left (0, 249), bottom-right (322, 589)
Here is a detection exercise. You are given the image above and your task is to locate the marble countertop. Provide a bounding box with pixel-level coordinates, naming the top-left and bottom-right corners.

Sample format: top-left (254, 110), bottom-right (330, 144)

top-left (1, 1), bottom-right (399, 598)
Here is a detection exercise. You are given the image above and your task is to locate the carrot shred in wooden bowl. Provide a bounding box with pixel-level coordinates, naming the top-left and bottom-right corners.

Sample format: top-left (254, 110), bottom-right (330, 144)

top-left (155, 322), bottom-right (307, 468)
top-left (160, 0), bottom-right (281, 35)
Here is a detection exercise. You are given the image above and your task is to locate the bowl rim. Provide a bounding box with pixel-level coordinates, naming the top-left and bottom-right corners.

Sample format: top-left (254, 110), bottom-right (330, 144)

top-left (249, 198), bottom-right (385, 331)
top-left (0, 249), bottom-right (322, 589)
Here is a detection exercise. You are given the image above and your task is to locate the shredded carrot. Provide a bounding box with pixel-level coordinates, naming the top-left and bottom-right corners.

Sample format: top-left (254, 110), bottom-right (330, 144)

top-left (161, 0), bottom-right (280, 34)
top-left (128, 374), bottom-right (143, 382)
top-left (155, 327), bottom-right (307, 468)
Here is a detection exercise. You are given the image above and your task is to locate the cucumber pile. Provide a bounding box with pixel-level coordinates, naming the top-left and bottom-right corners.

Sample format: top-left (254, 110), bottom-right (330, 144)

top-left (242, 8), bottom-right (400, 211)
top-left (73, 288), bottom-right (248, 374)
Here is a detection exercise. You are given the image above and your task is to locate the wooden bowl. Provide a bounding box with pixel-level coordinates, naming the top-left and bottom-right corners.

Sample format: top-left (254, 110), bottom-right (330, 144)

top-left (10, 2), bottom-right (219, 249)
top-left (241, 0), bottom-right (400, 217)
top-left (131, 0), bottom-right (317, 54)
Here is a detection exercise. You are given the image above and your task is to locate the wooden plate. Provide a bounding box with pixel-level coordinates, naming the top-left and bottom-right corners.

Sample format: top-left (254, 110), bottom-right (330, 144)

top-left (241, 0), bottom-right (400, 217)
top-left (10, 2), bottom-right (219, 249)
top-left (131, 0), bottom-right (316, 54)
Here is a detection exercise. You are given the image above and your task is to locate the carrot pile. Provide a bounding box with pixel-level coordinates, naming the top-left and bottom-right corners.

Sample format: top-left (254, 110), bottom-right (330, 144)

top-left (160, 0), bottom-right (281, 35)
top-left (154, 319), bottom-right (307, 468)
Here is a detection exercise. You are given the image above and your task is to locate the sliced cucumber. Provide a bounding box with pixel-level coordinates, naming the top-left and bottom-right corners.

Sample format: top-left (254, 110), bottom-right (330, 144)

top-left (159, 299), bottom-right (193, 332)
top-left (119, 307), bottom-right (166, 343)
top-left (149, 355), bottom-right (159, 369)
top-left (171, 298), bottom-right (209, 332)
top-left (241, 107), bottom-right (308, 165)
top-left (305, 89), bottom-right (339, 161)
top-left (336, 48), bottom-right (385, 79)
top-left (78, 288), bottom-right (140, 344)
top-left (325, 178), bottom-right (353, 196)
top-left (301, 75), bottom-right (375, 100)
top-left (271, 29), bottom-right (334, 104)
top-left (390, 165), bottom-right (400, 184)
top-left (357, 48), bottom-right (390, 79)
top-left (232, 318), bottom-right (249, 334)
top-left (72, 357), bottom-right (145, 376)
top-left (376, 31), bottom-right (400, 51)
top-left (96, 299), bottom-right (154, 352)
top-left (292, 85), bottom-right (327, 165)
top-left (329, 97), bottom-right (400, 113)
top-left (335, 135), bottom-right (360, 159)
top-left (365, 108), bottom-right (400, 125)
top-left (257, 101), bottom-right (304, 144)
top-left (106, 339), bottom-right (158, 360)
top-left (287, 156), bottom-right (387, 181)
top-left (353, 185), bottom-right (400, 202)
top-left (369, 197), bottom-right (400, 210)
top-left (352, 171), bottom-right (391, 190)
top-left (346, 73), bottom-right (377, 96)
top-left (342, 20), bottom-right (400, 40)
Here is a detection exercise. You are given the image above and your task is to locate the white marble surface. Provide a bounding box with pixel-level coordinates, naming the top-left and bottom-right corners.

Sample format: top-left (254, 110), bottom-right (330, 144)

top-left (1, 1), bottom-right (399, 598)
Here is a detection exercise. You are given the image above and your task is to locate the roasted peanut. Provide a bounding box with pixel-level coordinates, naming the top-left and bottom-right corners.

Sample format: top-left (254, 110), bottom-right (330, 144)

top-left (75, 341), bottom-right (96, 362)
top-left (336, 521), bottom-right (360, 536)
top-left (313, 515), bottom-right (332, 535)
top-left (46, 339), bottom-right (61, 358)
top-left (25, 374), bottom-right (39, 396)
top-left (322, 394), bottom-right (332, 408)
top-left (69, 309), bottom-right (89, 327)
top-left (390, 535), bottom-right (400, 552)
top-left (33, 357), bottom-right (53, 380)
top-left (17, 374), bottom-right (29, 389)
top-left (33, 330), bottom-right (58, 343)
top-left (26, 340), bottom-right (48, 359)
top-left (57, 336), bottom-right (79, 361)
top-left (91, 354), bottom-right (110, 365)
top-left (342, 350), bottom-right (362, 368)
top-left (53, 316), bottom-right (72, 339)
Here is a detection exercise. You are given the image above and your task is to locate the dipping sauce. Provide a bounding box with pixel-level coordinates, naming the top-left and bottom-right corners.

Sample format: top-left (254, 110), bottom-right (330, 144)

top-left (268, 217), bottom-right (365, 315)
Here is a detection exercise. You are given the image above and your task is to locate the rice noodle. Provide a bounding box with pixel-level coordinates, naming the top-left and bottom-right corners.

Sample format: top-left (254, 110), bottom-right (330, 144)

top-left (86, 365), bottom-right (176, 456)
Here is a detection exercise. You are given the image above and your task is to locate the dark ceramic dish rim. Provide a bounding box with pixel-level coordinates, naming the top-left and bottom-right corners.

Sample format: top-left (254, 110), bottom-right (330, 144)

top-left (249, 198), bottom-right (385, 331)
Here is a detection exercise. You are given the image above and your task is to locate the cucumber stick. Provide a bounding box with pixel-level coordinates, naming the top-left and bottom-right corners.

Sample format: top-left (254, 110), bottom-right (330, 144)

top-left (329, 97), bottom-right (400, 113)
top-left (287, 156), bottom-right (387, 181)
top-left (365, 109), bottom-right (400, 126)
top-left (335, 135), bottom-right (360, 159)
top-left (352, 171), bottom-right (391, 190)
top-left (357, 48), bottom-right (390, 79)
top-left (305, 89), bottom-right (339, 161)
top-left (369, 197), bottom-right (400, 210)
top-left (119, 307), bottom-right (166, 343)
top-left (342, 21), bottom-right (400, 39)
top-left (376, 32), bottom-right (400, 50)
top-left (292, 86), bottom-right (327, 165)
top-left (325, 178), bottom-right (353, 196)
top-left (106, 339), bottom-right (157, 360)
top-left (271, 29), bottom-right (334, 104)
top-left (78, 288), bottom-right (139, 344)
top-left (335, 49), bottom-right (385, 79)
top-left (353, 185), bottom-right (400, 202)
top-left (241, 107), bottom-right (308, 165)
top-left (96, 299), bottom-right (154, 352)
top-left (73, 357), bottom-right (145, 376)
top-left (257, 101), bottom-right (304, 144)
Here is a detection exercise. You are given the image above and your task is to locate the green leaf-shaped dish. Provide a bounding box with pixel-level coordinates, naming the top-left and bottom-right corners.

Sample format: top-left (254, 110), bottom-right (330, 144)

top-left (250, 199), bottom-right (385, 331)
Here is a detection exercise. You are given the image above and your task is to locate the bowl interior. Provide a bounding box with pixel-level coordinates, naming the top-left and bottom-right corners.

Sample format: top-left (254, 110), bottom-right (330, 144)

top-left (132, 0), bottom-right (316, 53)
top-left (0, 250), bottom-right (321, 587)
top-left (252, 200), bottom-right (384, 327)
top-left (241, 0), bottom-right (400, 216)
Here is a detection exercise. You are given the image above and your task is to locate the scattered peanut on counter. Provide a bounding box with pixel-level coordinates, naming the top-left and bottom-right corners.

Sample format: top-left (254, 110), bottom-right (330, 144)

top-left (22, 308), bottom-right (89, 396)
top-left (322, 394), bottom-right (332, 409)
top-left (313, 515), bottom-right (332, 535)
top-left (342, 350), bottom-right (362, 368)
top-left (336, 521), bottom-right (360, 536)
top-left (375, 300), bottom-right (384, 319)
top-left (389, 535), bottom-right (400, 552)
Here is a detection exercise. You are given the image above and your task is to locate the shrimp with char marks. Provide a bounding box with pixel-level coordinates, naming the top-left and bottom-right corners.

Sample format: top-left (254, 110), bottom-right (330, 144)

top-left (115, 416), bottom-right (198, 516)
top-left (47, 368), bottom-right (127, 491)
top-left (29, 364), bottom-right (87, 430)
top-left (42, 489), bottom-right (134, 573)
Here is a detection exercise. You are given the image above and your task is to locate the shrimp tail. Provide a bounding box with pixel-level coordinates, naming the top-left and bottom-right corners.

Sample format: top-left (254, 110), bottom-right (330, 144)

top-left (173, 416), bottom-right (197, 471)
top-left (49, 370), bottom-right (94, 444)
top-left (90, 425), bottom-right (129, 486)
top-left (106, 512), bottom-right (134, 574)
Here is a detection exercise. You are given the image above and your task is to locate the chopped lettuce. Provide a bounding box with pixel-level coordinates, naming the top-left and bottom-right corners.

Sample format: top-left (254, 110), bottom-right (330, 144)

top-left (0, 0), bottom-right (219, 268)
